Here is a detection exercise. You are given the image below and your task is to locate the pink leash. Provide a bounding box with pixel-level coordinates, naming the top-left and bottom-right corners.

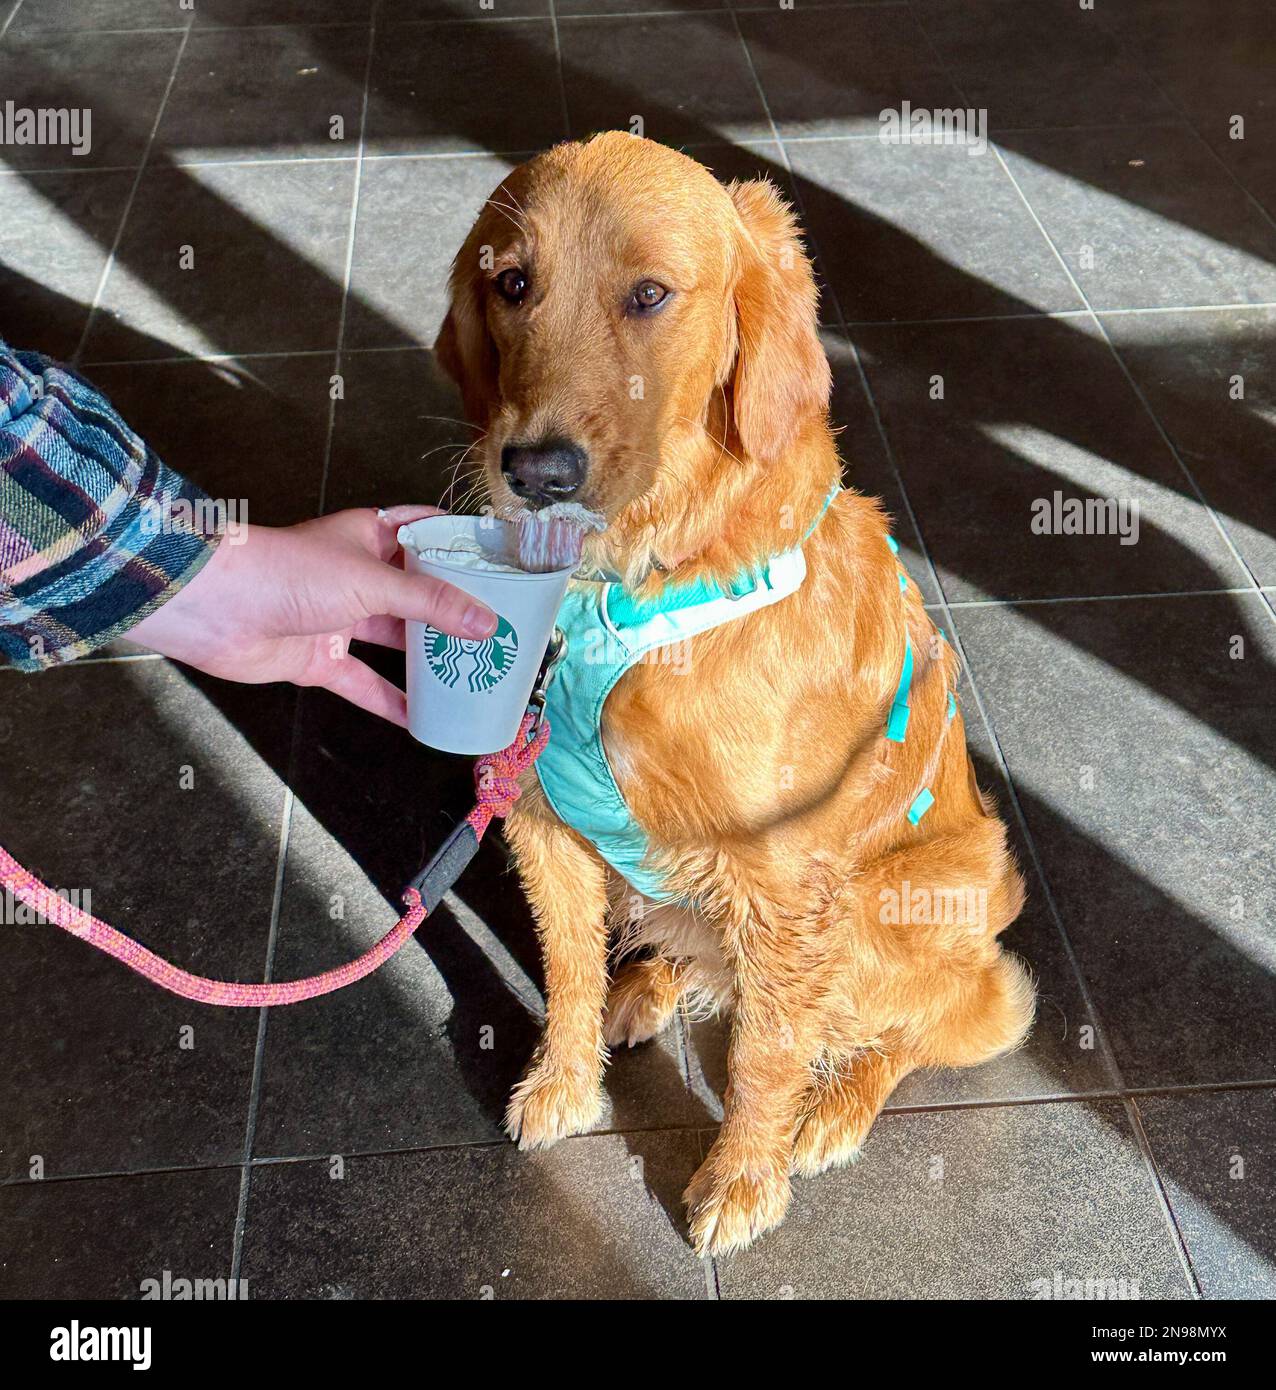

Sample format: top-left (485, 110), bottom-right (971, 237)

top-left (0, 713), bottom-right (550, 1008)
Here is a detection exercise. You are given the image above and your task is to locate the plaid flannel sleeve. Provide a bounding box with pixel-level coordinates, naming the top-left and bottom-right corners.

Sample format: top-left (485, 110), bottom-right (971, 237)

top-left (0, 342), bottom-right (223, 671)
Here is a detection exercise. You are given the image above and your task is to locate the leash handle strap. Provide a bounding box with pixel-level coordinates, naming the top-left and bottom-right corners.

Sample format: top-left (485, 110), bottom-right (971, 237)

top-left (0, 713), bottom-right (549, 1008)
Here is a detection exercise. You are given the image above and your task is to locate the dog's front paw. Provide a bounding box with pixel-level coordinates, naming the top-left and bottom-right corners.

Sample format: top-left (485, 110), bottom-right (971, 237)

top-left (505, 1058), bottom-right (603, 1151)
top-left (684, 1153), bottom-right (791, 1256)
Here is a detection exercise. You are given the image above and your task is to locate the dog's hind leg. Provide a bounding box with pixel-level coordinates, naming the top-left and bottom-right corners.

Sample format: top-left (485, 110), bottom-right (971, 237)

top-left (913, 949), bottom-right (1036, 1070)
top-left (604, 956), bottom-right (685, 1047)
top-left (789, 951), bottom-right (1033, 1177)
top-left (791, 1050), bottom-right (913, 1177)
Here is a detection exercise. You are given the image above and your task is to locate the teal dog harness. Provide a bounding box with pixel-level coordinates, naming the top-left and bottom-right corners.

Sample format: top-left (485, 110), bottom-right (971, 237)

top-left (534, 493), bottom-right (954, 904)
top-left (535, 549), bottom-right (810, 902)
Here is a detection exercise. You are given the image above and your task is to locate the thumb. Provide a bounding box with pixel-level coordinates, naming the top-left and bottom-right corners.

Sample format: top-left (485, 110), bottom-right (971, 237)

top-left (362, 556), bottom-right (498, 640)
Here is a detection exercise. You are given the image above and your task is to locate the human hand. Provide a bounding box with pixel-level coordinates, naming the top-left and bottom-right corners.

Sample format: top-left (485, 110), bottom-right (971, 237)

top-left (128, 505), bottom-right (498, 726)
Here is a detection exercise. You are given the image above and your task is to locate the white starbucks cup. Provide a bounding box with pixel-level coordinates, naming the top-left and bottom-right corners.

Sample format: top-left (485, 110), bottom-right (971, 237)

top-left (398, 514), bottom-right (575, 755)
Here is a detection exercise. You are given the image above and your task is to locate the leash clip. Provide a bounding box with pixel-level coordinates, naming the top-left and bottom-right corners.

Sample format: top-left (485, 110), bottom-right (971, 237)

top-left (526, 626), bottom-right (567, 735)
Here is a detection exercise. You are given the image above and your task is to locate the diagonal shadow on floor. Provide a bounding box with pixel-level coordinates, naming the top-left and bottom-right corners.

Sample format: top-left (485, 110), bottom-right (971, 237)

top-left (1, 1), bottom-right (1273, 1289)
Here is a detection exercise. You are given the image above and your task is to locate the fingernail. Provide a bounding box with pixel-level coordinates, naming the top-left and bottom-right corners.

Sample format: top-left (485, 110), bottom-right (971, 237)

top-left (463, 604), bottom-right (498, 639)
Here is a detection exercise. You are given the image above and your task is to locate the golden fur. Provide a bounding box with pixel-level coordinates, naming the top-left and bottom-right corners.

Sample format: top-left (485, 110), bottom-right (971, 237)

top-left (438, 132), bottom-right (1034, 1255)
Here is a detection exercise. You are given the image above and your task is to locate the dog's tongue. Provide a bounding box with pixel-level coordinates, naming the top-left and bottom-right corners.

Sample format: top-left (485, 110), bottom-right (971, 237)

top-left (514, 503), bottom-right (605, 573)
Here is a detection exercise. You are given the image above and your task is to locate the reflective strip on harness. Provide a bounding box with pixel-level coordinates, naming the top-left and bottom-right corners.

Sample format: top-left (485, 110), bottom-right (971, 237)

top-left (885, 633), bottom-right (914, 743)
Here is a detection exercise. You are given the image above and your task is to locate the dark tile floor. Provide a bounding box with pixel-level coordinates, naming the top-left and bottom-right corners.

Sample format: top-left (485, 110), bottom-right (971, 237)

top-left (1, 0), bottom-right (1273, 1300)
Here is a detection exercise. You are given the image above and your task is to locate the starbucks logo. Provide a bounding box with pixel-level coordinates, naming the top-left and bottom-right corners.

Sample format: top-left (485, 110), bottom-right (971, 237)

top-left (424, 617), bottom-right (519, 693)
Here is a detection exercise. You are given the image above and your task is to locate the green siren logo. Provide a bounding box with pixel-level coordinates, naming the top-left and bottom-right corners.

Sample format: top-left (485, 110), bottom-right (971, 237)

top-left (424, 617), bottom-right (519, 693)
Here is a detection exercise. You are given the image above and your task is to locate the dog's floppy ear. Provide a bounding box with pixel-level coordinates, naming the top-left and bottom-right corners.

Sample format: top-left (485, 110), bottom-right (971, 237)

top-left (436, 238), bottom-right (500, 427)
top-left (725, 180), bottom-right (831, 464)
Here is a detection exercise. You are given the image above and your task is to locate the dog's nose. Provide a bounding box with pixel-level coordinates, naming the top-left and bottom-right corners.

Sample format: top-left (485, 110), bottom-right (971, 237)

top-left (500, 437), bottom-right (588, 504)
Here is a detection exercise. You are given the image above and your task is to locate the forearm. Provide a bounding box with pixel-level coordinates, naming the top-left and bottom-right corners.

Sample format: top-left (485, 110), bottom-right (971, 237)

top-left (0, 342), bottom-right (222, 671)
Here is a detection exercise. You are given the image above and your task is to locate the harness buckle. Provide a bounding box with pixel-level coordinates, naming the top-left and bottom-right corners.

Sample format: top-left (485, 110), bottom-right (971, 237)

top-left (526, 626), bottom-right (567, 735)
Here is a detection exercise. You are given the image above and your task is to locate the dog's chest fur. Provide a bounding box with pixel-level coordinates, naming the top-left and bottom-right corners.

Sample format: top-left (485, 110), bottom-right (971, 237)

top-left (602, 716), bottom-right (735, 1003)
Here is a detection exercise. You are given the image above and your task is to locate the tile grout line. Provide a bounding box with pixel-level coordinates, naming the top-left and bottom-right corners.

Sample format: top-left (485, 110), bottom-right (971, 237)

top-left (845, 301), bottom-right (1276, 328)
top-left (314, 7), bottom-right (380, 519)
top-left (144, 153), bottom-right (359, 171)
top-left (230, 1), bottom-right (383, 1281)
top-left (70, 11), bottom-right (196, 367)
top-left (0, 3), bottom-right (911, 42)
top-left (1064, 300), bottom-right (1276, 318)
top-left (11, 1075), bottom-right (1275, 1188)
top-left (0, 164), bottom-right (159, 177)
top-left (781, 118), bottom-right (1202, 140)
top-left (726, 8), bottom-right (796, 198)
top-left (70, 299), bottom-right (1276, 371)
top-left (0, 0), bottom-right (22, 42)
top-left (687, 1118), bottom-right (722, 1298)
top-left (1181, 125), bottom-right (1276, 235)
top-left (24, 143), bottom-right (1276, 181)
top-left (2, 1160), bottom-right (247, 1190)
top-left (383, 1), bottom-right (910, 22)
top-left (21, 21), bottom-right (372, 37)
top-left (903, 3), bottom-right (1204, 1295)
top-left (673, 1004), bottom-right (696, 1094)
top-left (1123, 1095), bottom-right (1204, 1298)
top-left (939, 585), bottom-right (1270, 610)
top-left (1165, 115), bottom-right (1276, 239)
top-left (545, 0), bottom-right (574, 144)
top-left (361, 145), bottom-right (539, 162)
top-left (725, 0), bottom-right (849, 326)
top-left (83, 348), bottom-right (341, 368)
top-left (1126, 1076), bottom-right (1276, 1099)
top-left (230, 782), bottom-right (295, 1284)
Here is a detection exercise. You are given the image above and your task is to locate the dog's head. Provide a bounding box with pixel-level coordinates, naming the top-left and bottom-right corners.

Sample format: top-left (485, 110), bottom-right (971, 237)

top-left (438, 133), bottom-right (831, 574)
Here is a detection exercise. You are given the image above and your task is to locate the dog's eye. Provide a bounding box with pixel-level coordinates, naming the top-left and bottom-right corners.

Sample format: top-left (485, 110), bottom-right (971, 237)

top-left (629, 280), bottom-right (670, 313)
top-left (496, 268), bottom-right (529, 304)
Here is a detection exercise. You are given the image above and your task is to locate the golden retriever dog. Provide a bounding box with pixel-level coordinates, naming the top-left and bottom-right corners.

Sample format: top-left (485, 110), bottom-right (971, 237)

top-left (437, 132), bottom-right (1034, 1255)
